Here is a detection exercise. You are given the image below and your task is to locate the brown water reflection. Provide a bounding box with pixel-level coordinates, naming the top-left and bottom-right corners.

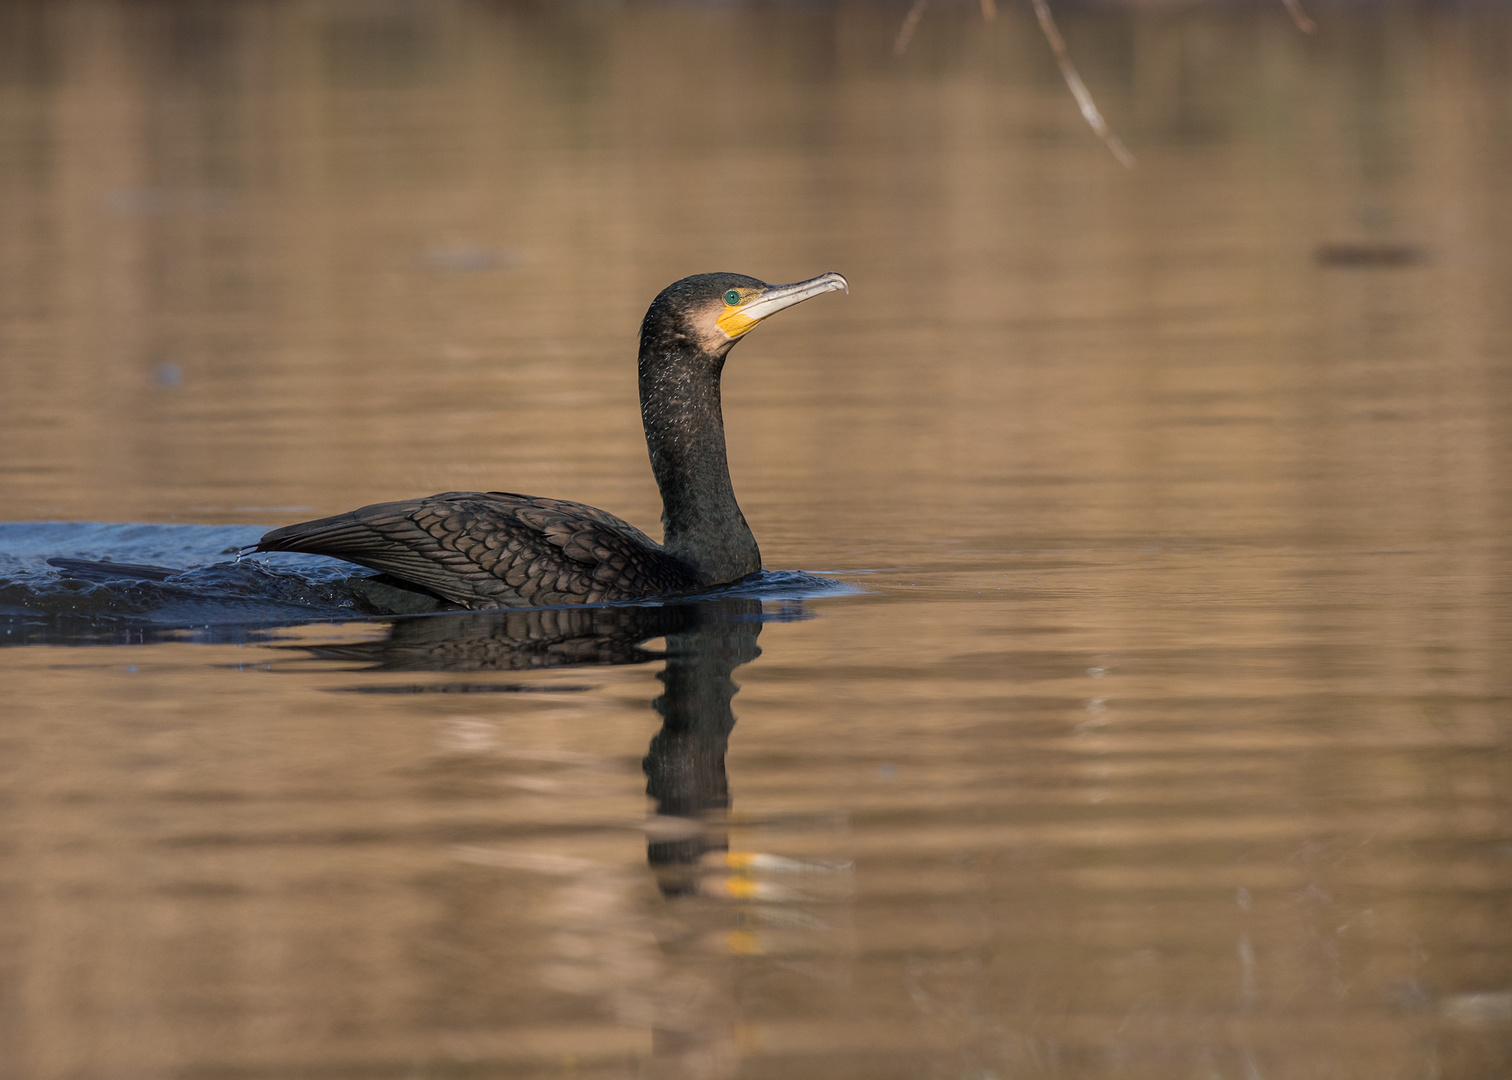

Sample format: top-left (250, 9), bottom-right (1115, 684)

top-left (3, 0), bottom-right (1512, 1077)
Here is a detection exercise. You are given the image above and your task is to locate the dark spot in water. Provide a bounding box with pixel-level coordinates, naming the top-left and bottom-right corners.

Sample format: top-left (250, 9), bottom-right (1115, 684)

top-left (1315, 242), bottom-right (1426, 267)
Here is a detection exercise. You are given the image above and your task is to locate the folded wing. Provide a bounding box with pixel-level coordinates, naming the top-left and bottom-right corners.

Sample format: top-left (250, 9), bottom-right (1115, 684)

top-left (256, 491), bottom-right (696, 608)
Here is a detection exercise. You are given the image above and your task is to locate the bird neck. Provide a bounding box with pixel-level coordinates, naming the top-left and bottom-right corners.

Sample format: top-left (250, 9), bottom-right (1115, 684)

top-left (639, 349), bottom-right (760, 586)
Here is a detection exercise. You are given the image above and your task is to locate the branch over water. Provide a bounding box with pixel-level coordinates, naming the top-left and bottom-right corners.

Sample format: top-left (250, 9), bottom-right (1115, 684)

top-left (893, 0), bottom-right (1319, 167)
top-left (1281, 0), bottom-right (1317, 34)
top-left (1029, 0), bottom-right (1136, 169)
top-left (892, 0), bottom-right (930, 57)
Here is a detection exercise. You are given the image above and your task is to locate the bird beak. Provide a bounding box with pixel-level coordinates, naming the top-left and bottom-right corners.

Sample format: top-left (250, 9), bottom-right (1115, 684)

top-left (717, 272), bottom-right (849, 340)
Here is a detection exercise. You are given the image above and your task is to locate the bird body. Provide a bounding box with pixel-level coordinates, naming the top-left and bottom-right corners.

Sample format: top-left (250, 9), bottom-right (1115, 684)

top-left (255, 272), bottom-right (847, 609)
top-left (257, 491), bottom-right (695, 608)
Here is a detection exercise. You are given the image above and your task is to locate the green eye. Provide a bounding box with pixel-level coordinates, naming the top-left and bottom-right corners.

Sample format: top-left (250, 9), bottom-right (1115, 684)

top-left (724, 290), bottom-right (741, 306)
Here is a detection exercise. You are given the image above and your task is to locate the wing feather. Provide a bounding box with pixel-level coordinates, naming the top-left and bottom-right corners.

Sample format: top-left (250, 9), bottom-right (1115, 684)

top-left (256, 491), bottom-right (695, 609)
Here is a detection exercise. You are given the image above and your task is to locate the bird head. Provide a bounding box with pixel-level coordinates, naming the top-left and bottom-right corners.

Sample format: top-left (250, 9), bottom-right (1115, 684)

top-left (640, 272), bottom-right (849, 360)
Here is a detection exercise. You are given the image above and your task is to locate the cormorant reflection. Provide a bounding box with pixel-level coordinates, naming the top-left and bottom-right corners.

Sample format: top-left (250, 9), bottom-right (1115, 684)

top-left (643, 603), bottom-right (761, 896)
top-left (302, 598), bottom-right (762, 893)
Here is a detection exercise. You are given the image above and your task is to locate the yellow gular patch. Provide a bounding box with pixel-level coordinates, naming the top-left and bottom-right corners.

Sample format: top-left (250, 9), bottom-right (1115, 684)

top-left (715, 293), bottom-right (760, 340)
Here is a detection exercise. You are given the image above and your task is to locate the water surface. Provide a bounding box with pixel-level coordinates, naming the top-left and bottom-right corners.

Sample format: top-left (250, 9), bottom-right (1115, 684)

top-left (2, 2), bottom-right (1510, 1077)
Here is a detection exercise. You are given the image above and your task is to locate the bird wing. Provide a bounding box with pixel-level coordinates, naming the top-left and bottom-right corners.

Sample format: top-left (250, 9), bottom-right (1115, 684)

top-left (256, 491), bottom-right (695, 608)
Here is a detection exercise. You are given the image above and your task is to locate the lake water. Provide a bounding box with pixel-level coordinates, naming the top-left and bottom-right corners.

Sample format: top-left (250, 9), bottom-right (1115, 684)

top-left (2, 1), bottom-right (1510, 1077)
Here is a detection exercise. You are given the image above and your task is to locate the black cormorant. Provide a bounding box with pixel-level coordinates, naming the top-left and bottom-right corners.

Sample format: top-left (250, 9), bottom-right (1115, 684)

top-left (254, 271), bottom-right (848, 608)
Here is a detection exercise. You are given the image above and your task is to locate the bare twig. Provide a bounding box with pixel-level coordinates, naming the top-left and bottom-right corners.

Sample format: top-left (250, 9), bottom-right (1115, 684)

top-left (895, 0), bottom-right (997, 57)
top-left (1029, 0), bottom-right (1136, 168)
top-left (893, 0), bottom-right (1309, 164)
top-left (893, 0), bottom-right (930, 57)
top-left (1281, 0), bottom-right (1317, 34)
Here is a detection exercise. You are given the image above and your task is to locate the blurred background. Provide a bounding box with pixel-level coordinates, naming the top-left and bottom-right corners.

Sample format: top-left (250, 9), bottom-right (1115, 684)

top-left (2, 1), bottom-right (1511, 1078)
top-left (4, 0), bottom-right (1508, 558)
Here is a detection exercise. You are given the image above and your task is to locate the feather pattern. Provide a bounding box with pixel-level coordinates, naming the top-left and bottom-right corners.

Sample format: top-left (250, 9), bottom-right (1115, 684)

top-left (257, 491), bottom-right (698, 609)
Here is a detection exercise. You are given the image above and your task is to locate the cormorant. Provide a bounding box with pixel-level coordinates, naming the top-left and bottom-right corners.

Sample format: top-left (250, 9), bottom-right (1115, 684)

top-left (254, 272), bottom-right (848, 609)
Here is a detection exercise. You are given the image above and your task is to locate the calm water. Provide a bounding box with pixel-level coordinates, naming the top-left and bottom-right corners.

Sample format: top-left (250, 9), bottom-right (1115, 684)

top-left (2, 1), bottom-right (1511, 1077)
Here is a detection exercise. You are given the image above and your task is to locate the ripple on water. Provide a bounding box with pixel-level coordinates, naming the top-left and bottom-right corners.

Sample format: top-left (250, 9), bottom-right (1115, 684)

top-left (0, 521), bottom-right (856, 640)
